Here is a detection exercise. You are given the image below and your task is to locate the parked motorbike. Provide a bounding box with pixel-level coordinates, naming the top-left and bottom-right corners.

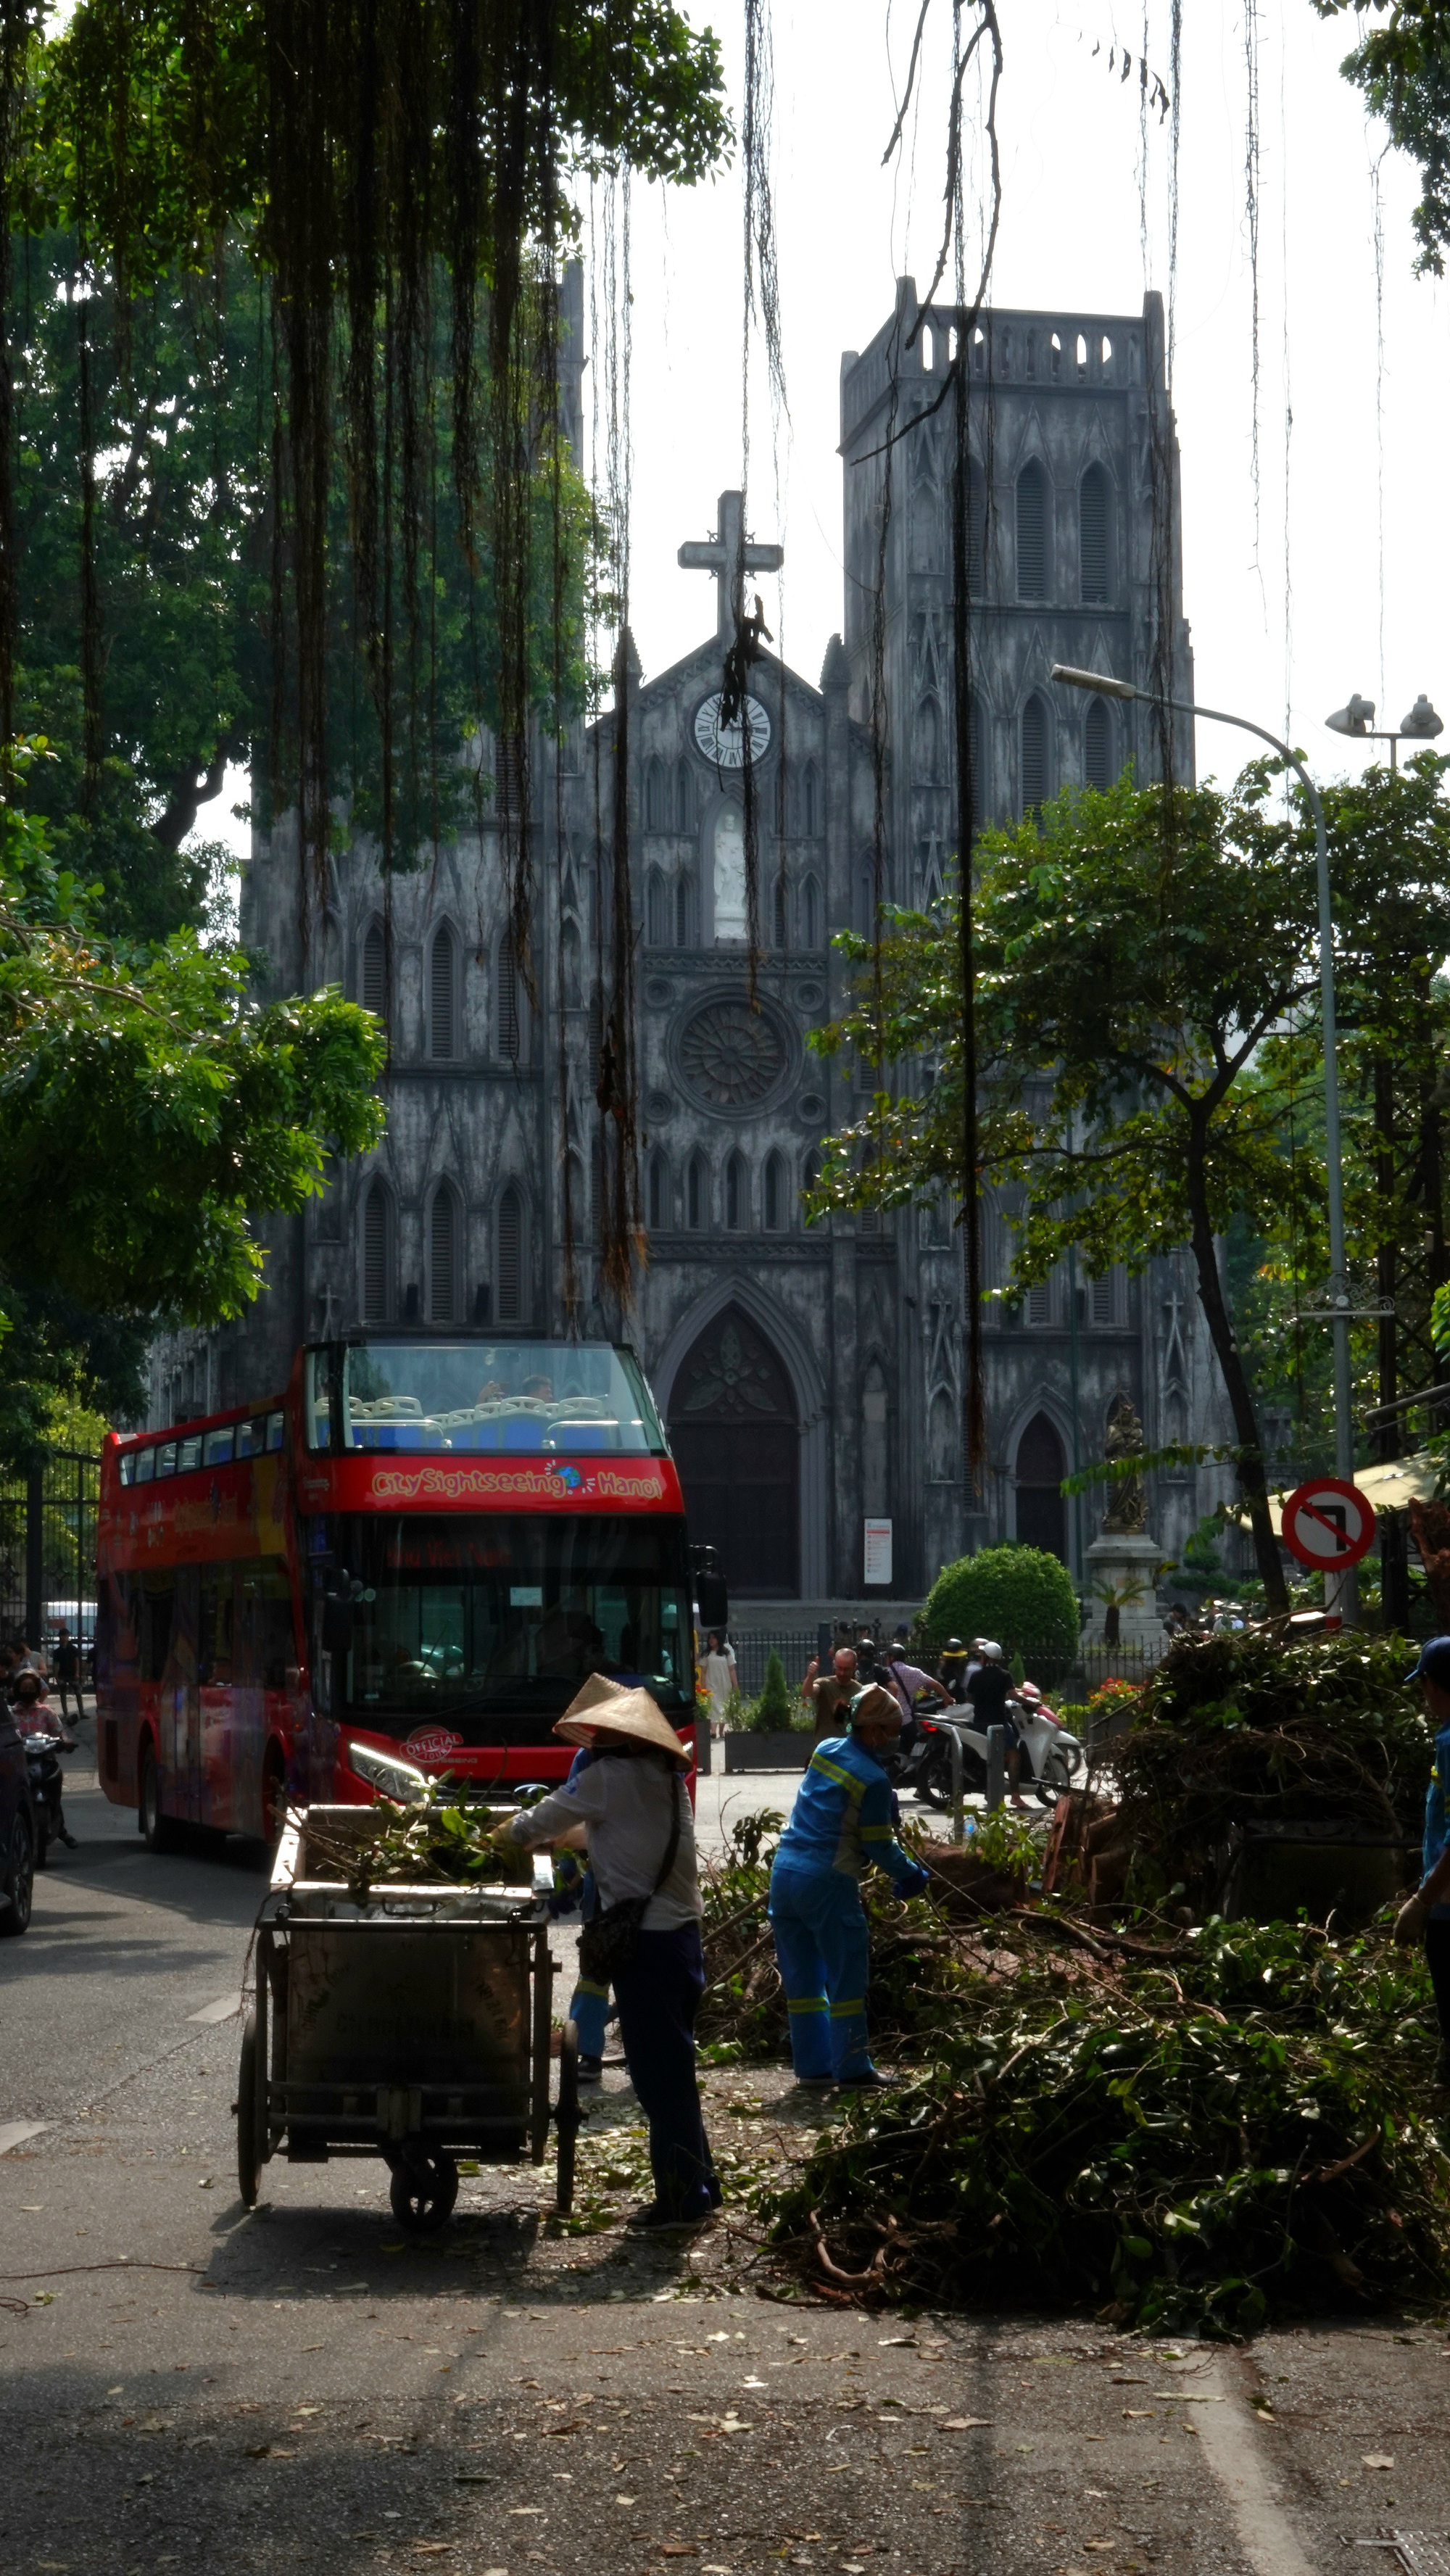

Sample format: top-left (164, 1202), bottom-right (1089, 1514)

top-left (911, 1689), bottom-right (1086, 1810)
top-left (17, 1720), bottom-right (76, 1866)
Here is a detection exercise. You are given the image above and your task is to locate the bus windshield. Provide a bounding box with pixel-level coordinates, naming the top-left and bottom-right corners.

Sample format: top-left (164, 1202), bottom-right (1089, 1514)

top-left (333, 1512), bottom-right (693, 1744)
top-left (305, 1340), bottom-right (667, 1457)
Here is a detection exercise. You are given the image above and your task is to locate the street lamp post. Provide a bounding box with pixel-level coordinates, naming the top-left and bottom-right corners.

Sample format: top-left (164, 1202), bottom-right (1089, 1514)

top-left (1051, 664), bottom-right (1359, 1612)
top-left (1325, 691), bottom-right (1443, 770)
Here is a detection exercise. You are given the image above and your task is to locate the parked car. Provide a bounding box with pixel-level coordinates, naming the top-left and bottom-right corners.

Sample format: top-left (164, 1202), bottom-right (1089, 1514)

top-left (0, 1695), bottom-right (36, 1934)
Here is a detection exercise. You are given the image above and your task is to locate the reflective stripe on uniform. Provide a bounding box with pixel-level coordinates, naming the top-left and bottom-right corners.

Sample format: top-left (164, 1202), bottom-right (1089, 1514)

top-left (810, 1752), bottom-right (865, 1802)
top-left (859, 1823), bottom-right (892, 1842)
top-left (574, 1978), bottom-right (609, 2002)
top-left (828, 1997), bottom-right (866, 2017)
top-left (787, 1995), bottom-right (829, 2015)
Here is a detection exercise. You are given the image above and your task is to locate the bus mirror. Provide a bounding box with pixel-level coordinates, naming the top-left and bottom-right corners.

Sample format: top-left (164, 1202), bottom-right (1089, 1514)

top-left (322, 1594), bottom-right (354, 1656)
top-left (696, 1572), bottom-right (729, 1628)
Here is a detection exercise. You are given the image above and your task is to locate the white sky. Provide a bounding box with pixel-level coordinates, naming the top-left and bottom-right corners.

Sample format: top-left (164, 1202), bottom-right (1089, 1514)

top-left (205, 0), bottom-right (1447, 879)
top-left (594, 0), bottom-right (1450, 784)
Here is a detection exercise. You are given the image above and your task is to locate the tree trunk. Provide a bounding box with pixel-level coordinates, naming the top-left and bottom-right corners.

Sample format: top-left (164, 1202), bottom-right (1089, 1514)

top-left (1185, 1130), bottom-right (1288, 1613)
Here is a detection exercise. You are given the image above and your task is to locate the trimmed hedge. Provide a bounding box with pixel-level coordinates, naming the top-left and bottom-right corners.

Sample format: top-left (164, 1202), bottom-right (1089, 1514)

top-left (919, 1544), bottom-right (1079, 1671)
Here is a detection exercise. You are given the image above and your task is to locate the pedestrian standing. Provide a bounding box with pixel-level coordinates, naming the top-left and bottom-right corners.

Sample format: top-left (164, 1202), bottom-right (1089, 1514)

top-left (811, 1647), bottom-right (858, 1741)
top-left (1393, 1636), bottom-right (1450, 2082)
top-left (700, 1629), bottom-right (738, 1738)
top-left (497, 1681), bottom-right (718, 2231)
top-left (52, 1624), bottom-right (82, 1726)
top-left (768, 1681), bottom-right (929, 2091)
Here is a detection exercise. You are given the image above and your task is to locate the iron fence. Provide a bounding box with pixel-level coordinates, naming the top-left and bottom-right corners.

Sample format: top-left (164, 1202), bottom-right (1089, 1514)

top-left (726, 1628), bottom-right (1163, 1704)
top-left (0, 1448), bottom-right (102, 1648)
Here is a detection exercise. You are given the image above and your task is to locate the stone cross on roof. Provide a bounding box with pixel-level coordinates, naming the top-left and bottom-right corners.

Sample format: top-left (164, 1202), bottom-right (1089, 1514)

top-left (678, 489), bottom-right (784, 643)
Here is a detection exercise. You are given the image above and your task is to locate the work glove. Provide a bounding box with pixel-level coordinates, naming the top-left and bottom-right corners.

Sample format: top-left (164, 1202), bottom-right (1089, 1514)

top-left (1393, 1889), bottom-right (1430, 1947)
top-left (900, 1861), bottom-right (931, 1899)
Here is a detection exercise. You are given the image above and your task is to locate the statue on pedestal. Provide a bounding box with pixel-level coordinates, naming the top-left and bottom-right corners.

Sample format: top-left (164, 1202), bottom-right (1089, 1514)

top-left (1101, 1392), bottom-right (1147, 1535)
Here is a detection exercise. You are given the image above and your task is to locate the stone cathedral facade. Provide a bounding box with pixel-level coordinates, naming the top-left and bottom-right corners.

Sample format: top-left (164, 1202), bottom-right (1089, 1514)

top-left (149, 275), bottom-right (1228, 1610)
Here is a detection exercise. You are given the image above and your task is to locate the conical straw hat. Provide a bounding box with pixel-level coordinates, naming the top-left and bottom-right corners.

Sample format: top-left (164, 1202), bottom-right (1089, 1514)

top-left (555, 1677), bottom-right (691, 1767)
top-left (849, 1681), bottom-right (902, 1730)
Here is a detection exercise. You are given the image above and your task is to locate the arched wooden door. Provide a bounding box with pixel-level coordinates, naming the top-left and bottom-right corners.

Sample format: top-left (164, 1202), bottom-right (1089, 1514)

top-left (1014, 1411), bottom-right (1067, 1560)
top-left (668, 1306), bottom-right (799, 1597)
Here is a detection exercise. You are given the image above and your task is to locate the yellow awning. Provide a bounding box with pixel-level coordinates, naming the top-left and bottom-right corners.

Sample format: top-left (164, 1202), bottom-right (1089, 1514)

top-left (1233, 1448), bottom-right (1440, 1535)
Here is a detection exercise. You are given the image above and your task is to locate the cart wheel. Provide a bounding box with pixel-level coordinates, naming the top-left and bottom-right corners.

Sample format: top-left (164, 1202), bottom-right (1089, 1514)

top-left (555, 2018), bottom-right (581, 2216)
top-left (389, 2151), bottom-right (459, 2234)
top-left (237, 2013), bottom-right (261, 2208)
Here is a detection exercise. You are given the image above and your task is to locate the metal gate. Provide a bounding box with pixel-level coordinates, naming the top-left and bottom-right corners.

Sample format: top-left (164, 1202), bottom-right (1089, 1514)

top-left (0, 1449), bottom-right (102, 1647)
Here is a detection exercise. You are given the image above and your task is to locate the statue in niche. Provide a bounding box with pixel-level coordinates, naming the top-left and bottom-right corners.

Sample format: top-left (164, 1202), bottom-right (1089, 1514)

top-left (1101, 1391), bottom-right (1147, 1534)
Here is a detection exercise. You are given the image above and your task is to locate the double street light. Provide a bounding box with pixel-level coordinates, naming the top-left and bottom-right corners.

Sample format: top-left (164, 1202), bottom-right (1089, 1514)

top-left (1325, 691), bottom-right (1443, 768)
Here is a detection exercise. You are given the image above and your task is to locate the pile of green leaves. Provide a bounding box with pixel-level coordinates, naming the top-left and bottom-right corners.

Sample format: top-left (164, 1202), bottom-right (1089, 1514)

top-left (763, 1910), bottom-right (1450, 2334)
top-left (1108, 1629), bottom-right (1433, 1905)
top-left (299, 1789), bottom-right (534, 1904)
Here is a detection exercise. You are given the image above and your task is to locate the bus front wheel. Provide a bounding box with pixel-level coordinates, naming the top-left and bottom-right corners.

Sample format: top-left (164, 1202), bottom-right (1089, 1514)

top-left (138, 1744), bottom-right (180, 1854)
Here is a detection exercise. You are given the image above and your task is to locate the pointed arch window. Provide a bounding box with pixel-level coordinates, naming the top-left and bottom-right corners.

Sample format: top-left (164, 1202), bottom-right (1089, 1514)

top-left (496, 935), bottom-right (522, 1063)
top-left (914, 695), bottom-right (941, 784)
top-left (772, 871), bottom-right (788, 951)
top-left (1020, 695), bottom-right (1049, 815)
top-left (646, 867), bottom-right (668, 948)
top-left (1085, 694), bottom-right (1114, 792)
top-left (362, 919), bottom-right (386, 1016)
top-left (802, 873), bottom-right (822, 950)
top-left (429, 924), bottom-right (456, 1060)
top-left (428, 1185), bottom-right (457, 1322)
top-left (560, 919), bottom-right (582, 1008)
top-left (1080, 462), bottom-right (1111, 602)
top-left (801, 761), bottom-right (821, 837)
top-left (686, 1153), bottom-right (706, 1232)
top-left (725, 1151), bottom-right (747, 1231)
top-left (675, 872), bottom-right (695, 948)
top-left (763, 1151), bottom-right (787, 1233)
top-left (644, 757), bottom-right (666, 832)
top-left (1016, 458), bottom-right (1048, 600)
top-left (676, 761), bottom-right (694, 832)
top-left (362, 1181), bottom-right (391, 1324)
top-left (647, 1150), bottom-right (669, 1232)
top-left (496, 1183), bottom-right (525, 1324)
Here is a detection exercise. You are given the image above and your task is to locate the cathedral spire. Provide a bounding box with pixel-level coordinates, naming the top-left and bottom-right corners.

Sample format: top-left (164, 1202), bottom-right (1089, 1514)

top-left (678, 489), bottom-right (783, 643)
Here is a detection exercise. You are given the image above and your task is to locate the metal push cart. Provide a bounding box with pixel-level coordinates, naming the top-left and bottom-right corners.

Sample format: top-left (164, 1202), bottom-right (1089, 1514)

top-left (236, 1806), bottom-right (581, 2229)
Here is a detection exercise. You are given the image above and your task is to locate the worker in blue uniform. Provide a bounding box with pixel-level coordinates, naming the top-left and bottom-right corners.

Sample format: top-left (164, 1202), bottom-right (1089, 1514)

top-left (768, 1681), bottom-right (930, 2090)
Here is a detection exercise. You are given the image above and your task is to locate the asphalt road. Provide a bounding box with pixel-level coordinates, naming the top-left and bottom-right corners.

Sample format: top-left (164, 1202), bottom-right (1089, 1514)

top-left (4, 1723), bottom-right (1450, 2576)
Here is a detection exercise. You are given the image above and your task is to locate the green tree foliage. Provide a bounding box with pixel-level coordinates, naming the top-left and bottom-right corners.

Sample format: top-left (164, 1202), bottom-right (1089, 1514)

top-left (919, 1544), bottom-right (1079, 1663)
top-left (0, 740), bottom-right (385, 1454)
top-left (1315, 1), bottom-right (1450, 270)
top-left (749, 1649), bottom-right (794, 1734)
top-left (811, 759), bottom-right (1450, 1612)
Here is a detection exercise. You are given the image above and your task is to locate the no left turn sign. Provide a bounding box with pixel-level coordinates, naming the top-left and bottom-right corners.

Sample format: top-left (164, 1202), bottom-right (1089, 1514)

top-left (1280, 1475), bottom-right (1378, 1571)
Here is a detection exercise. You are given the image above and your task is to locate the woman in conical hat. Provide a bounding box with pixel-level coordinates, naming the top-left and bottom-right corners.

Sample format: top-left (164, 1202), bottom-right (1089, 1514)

top-left (497, 1674), bottom-right (716, 2231)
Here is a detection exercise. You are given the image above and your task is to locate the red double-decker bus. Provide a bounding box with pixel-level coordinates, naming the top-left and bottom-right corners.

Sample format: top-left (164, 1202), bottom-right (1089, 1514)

top-left (95, 1338), bottom-right (697, 1847)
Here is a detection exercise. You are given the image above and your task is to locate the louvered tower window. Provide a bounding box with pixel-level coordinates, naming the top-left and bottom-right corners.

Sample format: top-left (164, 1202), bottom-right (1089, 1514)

top-left (362, 1183), bottom-right (389, 1322)
top-left (496, 1185), bottom-right (523, 1322)
top-left (362, 921), bottom-right (386, 1016)
top-left (1016, 459), bottom-right (1048, 599)
top-left (429, 1189), bottom-right (456, 1322)
top-left (1085, 695), bottom-right (1114, 792)
top-left (497, 937), bottom-right (521, 1061)
top-left (430, 925), bottom-right (455, 1059)
top-left (1021, 695), bottom-right (1049, 814)
top-left (1080, 463), bottom-right (1110, 602)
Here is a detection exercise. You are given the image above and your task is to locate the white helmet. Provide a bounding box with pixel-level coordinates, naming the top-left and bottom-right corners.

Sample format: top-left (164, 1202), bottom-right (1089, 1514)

top-left (981, 1639), bottom-right (1004, 1660)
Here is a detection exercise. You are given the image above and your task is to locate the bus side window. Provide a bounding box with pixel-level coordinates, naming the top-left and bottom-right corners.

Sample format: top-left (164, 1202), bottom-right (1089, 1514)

top-left (141, 1578), bottom-right (176, 1683)
top-left (199, 1570), bottom-right (235, 1686)
top-left (238, 1560), bottom-right (294, 1691)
